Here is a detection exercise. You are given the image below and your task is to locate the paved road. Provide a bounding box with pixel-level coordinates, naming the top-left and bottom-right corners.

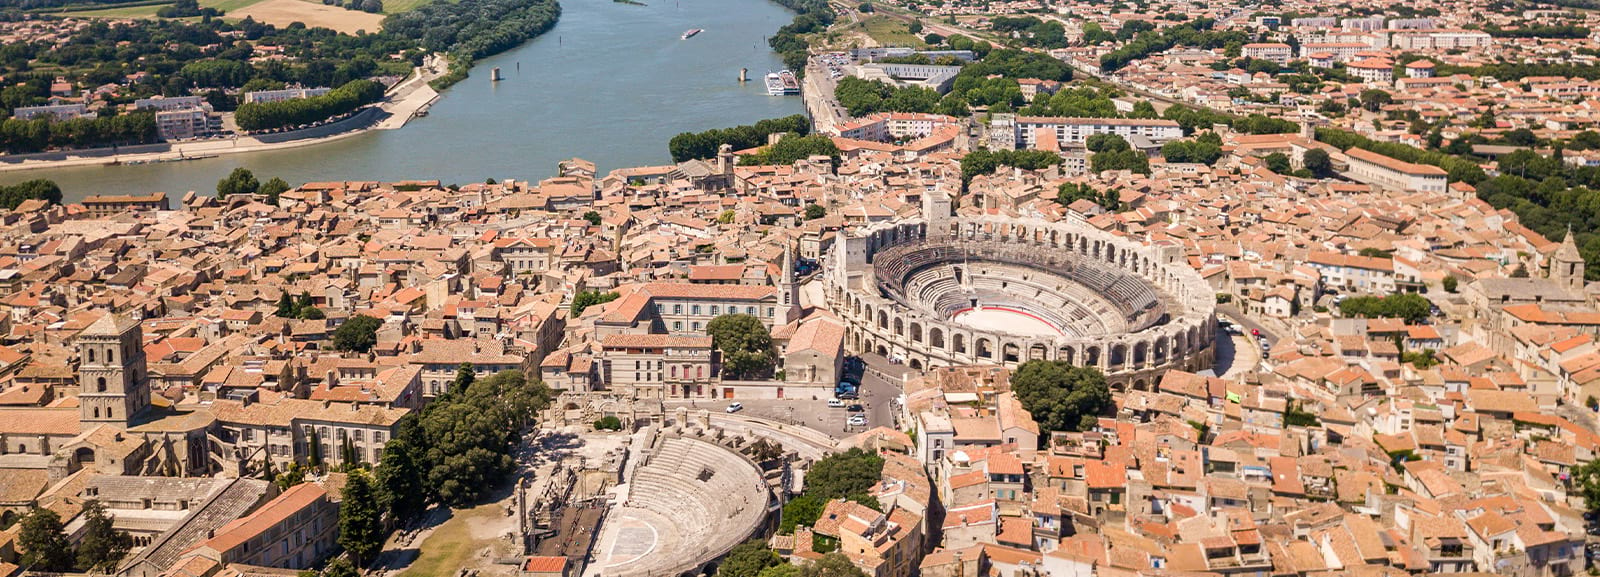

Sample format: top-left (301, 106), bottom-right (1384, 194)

top-left (1217, 304), bottom-right (1280, 344)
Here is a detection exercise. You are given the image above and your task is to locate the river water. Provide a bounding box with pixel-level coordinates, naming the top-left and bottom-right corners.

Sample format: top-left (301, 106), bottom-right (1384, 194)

top-left (7, 0), bottom-right (804, 202)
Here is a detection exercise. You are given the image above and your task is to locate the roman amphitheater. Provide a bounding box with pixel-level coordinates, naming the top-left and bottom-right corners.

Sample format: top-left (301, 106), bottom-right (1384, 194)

top-left (823, 212), bottom-right (1216, 389)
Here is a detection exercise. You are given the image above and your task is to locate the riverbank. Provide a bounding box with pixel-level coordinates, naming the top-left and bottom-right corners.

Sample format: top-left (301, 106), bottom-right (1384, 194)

top-left (0, 54), bottom-right (446, 174)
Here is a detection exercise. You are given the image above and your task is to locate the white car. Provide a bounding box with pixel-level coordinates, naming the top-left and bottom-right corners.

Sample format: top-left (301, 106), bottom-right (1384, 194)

top-left (827, 398), bottom-right (846, 408)
top-left (847, 415), bottom-right (868, 426)
top-left (726, 402), bottom-right (744, 413)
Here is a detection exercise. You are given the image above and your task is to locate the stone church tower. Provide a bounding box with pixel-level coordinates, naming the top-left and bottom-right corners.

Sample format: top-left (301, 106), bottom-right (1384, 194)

top-left (1552, 229), bottom-right (1586, 291)
top-left (78, 313), bottom-right (151, 429)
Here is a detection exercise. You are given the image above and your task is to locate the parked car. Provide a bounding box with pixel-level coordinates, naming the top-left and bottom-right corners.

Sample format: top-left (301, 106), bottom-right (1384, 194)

top-left (726, 402), bottom-right (743, 413)
top-left (847, 415), bottom-right (868, 426)
top-left (827, 398), bottom-right (845, 408)
top-left (847, 404), bottom-right (865, 412)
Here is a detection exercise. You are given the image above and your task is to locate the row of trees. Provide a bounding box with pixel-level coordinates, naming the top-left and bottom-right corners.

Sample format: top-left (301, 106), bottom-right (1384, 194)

top-left (833, 77), bottom-right (944, 117)
top-left (0, 112), bottom-right (158, 154)
top-left (1099, 18), bottom-right (1248, 72)
top-left (738, 134), bottom-right (841, 166)
top-left (1087, 133), bottom-right (1150, 175)
top-left (667, 115), bottom-right (810, 162)
top-left (374, 367), bottom-right (552, 518)
top-left (1337, 293), bottom-right (1433, 323)
top-left (0, 178), bottom-right (62, 209)
top-left (234, 79), bottom-right (385, 132)
top-left (385, 0), bottom-right (562, 88)
top-left (763, 0), bottom-right (834, 74)
top-left (1056, 182), bottom-right (1122, 211)
top-left (959, 149), bottom-right (1062, 184)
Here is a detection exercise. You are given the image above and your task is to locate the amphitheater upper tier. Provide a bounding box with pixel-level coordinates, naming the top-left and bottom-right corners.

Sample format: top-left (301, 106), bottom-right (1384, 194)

top-left (823, 214), bottom-right (1216, 388)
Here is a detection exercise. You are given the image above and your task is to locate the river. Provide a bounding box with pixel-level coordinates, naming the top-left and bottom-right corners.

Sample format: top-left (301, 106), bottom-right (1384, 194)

top-left (6, 0), bottom-right (804, 202)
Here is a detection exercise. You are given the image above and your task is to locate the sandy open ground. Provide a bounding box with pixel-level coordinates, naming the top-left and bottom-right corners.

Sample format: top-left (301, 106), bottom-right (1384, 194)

top-left (230, 0), bottom-right (384, 34)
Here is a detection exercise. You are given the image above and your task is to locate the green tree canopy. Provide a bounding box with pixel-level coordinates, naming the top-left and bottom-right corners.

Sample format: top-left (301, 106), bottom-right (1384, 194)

top-left (719, 539), bottom-right (783, 577)
top-left (75, 500), bottom-right (131, 573)
top-left (570, 290), bottom-right (621, 317)
top-left (217, 167), bottom-right (259, 198)
top-left (338, 469), bottom-right (384, 565)
top-left (1010, 360), bottom-right (1112, 432)
top-left (707, 314), bottom-right (777, 379)
top-left (0, 179), bottom-right (62, 209)
top-left (332, 314), bottom-right (383, 352)
top-left (1337, 293), bottom-right (1432, 323)
top-left (17, 508), bottom-right (72, 571)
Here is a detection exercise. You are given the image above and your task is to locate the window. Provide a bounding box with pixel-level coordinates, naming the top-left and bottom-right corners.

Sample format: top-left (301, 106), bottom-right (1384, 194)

top-left (673, 321), bottom-right (683, 331)
top-left (673, 304), bottom-right (683, 314)
top-left (711, 305), bottom-right (720, 315)
top-left (692, 305), bottom-right (702, 315)
top-left (692, 322), bottom-right (701, 331)
top-left (96, 377), bottom-right (107, 393)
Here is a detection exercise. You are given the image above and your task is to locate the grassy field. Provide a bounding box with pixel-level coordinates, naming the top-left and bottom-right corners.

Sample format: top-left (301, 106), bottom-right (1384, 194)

top-left (378, 0), bottom-right (429, 14)
top-left (397, 504), bottom-right (501, 577)
top-left (859, 15), bottom-right (927, 48)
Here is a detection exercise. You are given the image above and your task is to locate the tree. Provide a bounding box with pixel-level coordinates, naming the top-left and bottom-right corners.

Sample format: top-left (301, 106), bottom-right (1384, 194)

top-left (582, 211), bottom-right (602, 226)
top-left (17, 508), bottom-right (72, 571)
top-left (1442, 275), bottom-right (1458, 293)
top-left (1511, 262), bottom-right (1530, 278)
top-left (779, 494), bottom-right (825, 534)
top-left (260, 177), bottom-right (291, 204)
top-left (720, 539), bottom-right (782, 577)
top-left (804, 204), bottom-right (826, 220)
top-left (760, 565), bottom-right (802, 577)
top-left (1085, 133), bottom-right (1130, 153)
top-left (0, 179), bottom-right (63, 209)
top-left (1302, 148), bottom-right (1334, 177)
top-left (217, 167), bottom-right (260, 198)
top-left (1337, 293), bottom-right (1433, 323)
top-left (1091, 149), bottom-right (1150, 175)
top-left (804, 448), bottom-right (884, 500)
top-left (276, 462), bottom-right (307, 489)
top-left (75, 500), bottom-right (131, 573)
top-left (332, 315), bottom-right (383, 353)
top-left (450, 362), bottom-right (477, 396)
top-left (323, 557), bottom-right (359, 577)
top-left (373, 436), bottom-right (426, 521)
top-left (799, 553), bottom-right (869, 577)
top-left (707, 314), bottom-right (776, 379)
top-left (1264, 152), bottom-right (1293, 175)
top-left (570, 290), bottom-right (621, 316)
top-left (1359, 89), bottom-right (1392, 112)
top-left (1009, 361), bottom-right (1112, 432)
top-left (594, 416), bottom-right (623, 430)
top-left (339, 469), bottom-right (384, 566)
top-left (276, 293), bottom-right (297, 318)
top-left (1574, 458), bottom-right (1600, 511)
top-left (718, 209), bottom-right (737, 224)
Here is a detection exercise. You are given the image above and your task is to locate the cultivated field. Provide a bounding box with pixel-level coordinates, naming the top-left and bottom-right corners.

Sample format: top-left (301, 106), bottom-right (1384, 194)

top-left (230, 0), bottom-right (385, 33)
top-left (59, 0), bottom-right (391, 32)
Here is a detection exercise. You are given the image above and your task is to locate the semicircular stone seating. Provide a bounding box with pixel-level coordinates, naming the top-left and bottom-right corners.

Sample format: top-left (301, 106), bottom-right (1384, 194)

top-left (608, 437), bottom-right (769, 577)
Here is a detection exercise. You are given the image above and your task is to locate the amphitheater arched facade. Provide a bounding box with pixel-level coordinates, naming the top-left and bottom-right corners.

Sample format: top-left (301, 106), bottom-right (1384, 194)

top-left (823, 215), bottom-right (1216, 388)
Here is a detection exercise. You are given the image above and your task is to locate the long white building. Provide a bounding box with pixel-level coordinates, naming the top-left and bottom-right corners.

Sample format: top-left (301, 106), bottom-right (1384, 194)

top-left (1006, 116), bottom-right (1183, 149)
